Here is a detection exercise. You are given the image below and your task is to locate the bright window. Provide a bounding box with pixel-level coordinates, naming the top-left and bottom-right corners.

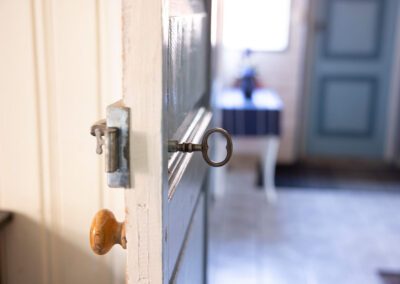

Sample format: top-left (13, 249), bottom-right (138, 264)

top-left (222, 0), bottom-right (291, 51)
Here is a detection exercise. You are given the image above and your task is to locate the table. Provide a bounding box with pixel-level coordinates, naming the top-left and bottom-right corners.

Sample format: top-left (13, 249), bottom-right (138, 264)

top-left (214, 88), bottom-right (282, 201)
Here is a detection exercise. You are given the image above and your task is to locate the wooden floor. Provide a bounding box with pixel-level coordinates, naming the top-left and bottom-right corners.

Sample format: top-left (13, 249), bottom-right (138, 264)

top-left (208, 163), bottom-right (400, 284)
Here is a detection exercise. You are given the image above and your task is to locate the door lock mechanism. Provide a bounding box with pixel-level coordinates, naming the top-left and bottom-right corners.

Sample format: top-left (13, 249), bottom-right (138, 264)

top-left (91, 120), bottom-right (119, 173)
top-left (90, 101), bottom-right (130, 188)
top-left (168, 128), bottom-right (233, 167)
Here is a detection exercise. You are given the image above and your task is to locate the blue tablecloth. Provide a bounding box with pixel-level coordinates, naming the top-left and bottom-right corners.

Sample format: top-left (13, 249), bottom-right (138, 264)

top-left (216, 88), bottom-right (282, 136)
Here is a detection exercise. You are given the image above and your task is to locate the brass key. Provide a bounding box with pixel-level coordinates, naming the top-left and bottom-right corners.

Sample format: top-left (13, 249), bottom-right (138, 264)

top-left (168, 128), bottom-right (233, 167)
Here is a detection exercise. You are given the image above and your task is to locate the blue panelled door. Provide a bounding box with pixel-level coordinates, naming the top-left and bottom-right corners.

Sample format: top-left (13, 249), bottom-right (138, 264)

top-left (306, 0), bottom-right (398, 158)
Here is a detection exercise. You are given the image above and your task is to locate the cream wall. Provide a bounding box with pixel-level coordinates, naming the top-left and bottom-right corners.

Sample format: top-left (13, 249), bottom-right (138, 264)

top-left (0, 0), bottom-right (125, 283)
top-left (217, 0), bottom-right (310, 164)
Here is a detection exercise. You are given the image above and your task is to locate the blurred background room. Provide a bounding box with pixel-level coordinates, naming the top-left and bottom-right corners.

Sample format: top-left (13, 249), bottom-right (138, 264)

top-left (208, 0), bottom-right (400, 283)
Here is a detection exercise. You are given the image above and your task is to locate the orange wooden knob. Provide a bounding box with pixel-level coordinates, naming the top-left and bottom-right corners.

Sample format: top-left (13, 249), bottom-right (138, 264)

top-left (90, 209), bottom-right (126, 255)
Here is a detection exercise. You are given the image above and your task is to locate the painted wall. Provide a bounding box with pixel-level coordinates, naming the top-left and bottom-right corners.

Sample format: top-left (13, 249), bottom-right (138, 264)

top-left (216, 0), bottom-right (310, 164)
top-left (0, 0), bottom-right (125, 283)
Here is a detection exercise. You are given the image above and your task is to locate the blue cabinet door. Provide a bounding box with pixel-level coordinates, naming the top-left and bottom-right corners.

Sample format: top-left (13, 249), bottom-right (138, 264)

top-left (305, 0), bottom-right (398, 158)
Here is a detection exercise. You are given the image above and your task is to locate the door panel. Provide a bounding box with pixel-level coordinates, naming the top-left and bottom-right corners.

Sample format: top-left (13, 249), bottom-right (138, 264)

top-left (122, 0), bottom-right (211, 283)
top-left (306, 0), bottom-right (398, 157)
top-left (318, 76), bottom-right (377, 136)
top-left (168, 13), bottom-right (209, 140)
top-left (0, 0), bottom-right (125, 283)
top-left (0, 2), bottom-right (45, 282)
top-left (325, 0), bottom-right (382, 57)
top-left (167, 109), bottom-right (210, 279)
top-left (166, 3), bottom-right (211, 280)
top-left (170, 193), bottom-right (205, 284)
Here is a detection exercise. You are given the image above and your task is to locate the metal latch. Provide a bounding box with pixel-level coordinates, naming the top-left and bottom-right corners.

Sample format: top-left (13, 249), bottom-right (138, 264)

top-left (91, 101), bottom-right (130, 188)
top-left (91, 120), bottom-right (119, 173)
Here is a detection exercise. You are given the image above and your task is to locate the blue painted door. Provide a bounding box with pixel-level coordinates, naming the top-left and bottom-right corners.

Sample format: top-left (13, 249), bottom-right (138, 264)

top-left (306, 0), bottom-right (398, 158)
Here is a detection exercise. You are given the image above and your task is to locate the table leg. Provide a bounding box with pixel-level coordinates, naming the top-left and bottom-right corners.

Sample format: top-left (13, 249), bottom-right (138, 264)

top-left (262, 136), bottom-right (279, 202)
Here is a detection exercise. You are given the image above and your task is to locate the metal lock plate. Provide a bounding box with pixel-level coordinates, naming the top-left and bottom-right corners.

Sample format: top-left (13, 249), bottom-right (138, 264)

top-left (91, 101), bottom-right (130, 188)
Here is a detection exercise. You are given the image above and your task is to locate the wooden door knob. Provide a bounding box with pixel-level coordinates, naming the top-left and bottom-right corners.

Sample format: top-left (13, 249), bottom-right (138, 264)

top-left (90, 209), bottom-right (126, 255)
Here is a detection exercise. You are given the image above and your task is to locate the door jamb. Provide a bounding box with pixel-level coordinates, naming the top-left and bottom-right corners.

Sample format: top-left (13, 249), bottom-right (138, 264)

top-left (299, 0), bottom-right (316, 158)
top-left (385, 2), bottom-right (400, 164)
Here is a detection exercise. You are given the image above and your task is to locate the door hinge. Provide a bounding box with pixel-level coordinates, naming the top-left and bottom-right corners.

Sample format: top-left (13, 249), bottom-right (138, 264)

top-left (91, 101), bottom-right (130, 188)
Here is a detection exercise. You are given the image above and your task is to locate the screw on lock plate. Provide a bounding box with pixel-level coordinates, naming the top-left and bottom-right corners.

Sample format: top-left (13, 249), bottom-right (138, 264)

top-left (168, 128), bottom-right (233, 167)
top-left (90, 119), bottom-right (119, 173)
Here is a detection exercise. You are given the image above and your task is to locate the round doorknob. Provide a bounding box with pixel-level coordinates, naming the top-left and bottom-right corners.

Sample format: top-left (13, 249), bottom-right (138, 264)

top-left (90, 209), bottom-right (126, 255)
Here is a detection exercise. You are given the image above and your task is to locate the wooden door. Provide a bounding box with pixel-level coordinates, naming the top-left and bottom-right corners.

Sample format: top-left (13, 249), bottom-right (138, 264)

top-left (0, 1), bottom-right (125, 283)
top-left (122, 0), bottom-right (212, 283)
top-left (305, 0), bottom-right (398, 158)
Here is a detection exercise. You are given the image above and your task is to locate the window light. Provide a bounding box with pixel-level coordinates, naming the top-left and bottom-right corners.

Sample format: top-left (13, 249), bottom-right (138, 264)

top-left (222, 0), bottom-right (291, 51)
